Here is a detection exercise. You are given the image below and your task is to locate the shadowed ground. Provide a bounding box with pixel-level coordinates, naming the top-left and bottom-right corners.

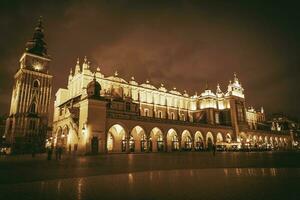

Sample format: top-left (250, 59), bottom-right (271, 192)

top-left (0, 152), bottom-right (299, 200)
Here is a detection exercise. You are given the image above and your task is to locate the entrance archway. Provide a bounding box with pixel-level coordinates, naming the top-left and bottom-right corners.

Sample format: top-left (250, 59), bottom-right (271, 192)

top-left (107, 124), bottom-right (126, 152)
top-left (206, 132), bottom-right (214, 150)
top-left (194, 131), bottom-right (204, 151)
top-left (150, 127), bottom-right (164, 152)
top-left (167, 128), bottom-right (179, 151)
top-left (130, 126), bottom-right (147, 152)
top-left (226, 133), bottom-right (232, 143)
top-left (181, 130), bottom-right (192, 151)
top-left (216, 133), bottom-right (223, 144)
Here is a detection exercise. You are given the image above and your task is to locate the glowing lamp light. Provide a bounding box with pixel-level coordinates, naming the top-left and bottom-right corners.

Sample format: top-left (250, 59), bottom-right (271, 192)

top-left (82, 125), bottom-right (86, 135)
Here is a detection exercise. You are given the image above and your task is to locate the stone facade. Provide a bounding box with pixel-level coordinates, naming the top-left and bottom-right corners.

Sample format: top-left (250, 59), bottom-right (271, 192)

top-left (52, 58), bottom-right (291, 154)
top-left (4, 18), bottom-right (52, 153)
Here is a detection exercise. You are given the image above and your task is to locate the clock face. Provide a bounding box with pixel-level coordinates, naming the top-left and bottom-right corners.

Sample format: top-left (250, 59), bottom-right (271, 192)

top-left (32, 59), bottom-right (43, 71)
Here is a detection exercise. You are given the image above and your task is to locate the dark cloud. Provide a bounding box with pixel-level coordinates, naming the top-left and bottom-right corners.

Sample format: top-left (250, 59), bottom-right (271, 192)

top-left (0, 0), bottom-right (299, 119)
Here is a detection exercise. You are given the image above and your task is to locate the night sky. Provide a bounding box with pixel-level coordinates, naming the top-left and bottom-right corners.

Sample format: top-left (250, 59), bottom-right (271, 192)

top-left (0, 0), bottom-right (299, 120)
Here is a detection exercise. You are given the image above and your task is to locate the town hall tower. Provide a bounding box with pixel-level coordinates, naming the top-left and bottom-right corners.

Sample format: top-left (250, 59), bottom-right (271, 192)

top-left (4, 17), bottom-right (52, 152)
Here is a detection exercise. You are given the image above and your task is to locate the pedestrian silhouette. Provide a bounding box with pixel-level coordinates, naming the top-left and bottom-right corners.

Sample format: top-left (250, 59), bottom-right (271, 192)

top-left (213, 144), bottom-right (216, 156)
top-left (58, 146), bottom-right (62, 160)
top-left (47, 147), bottom-right (52, 160)
top-left (55, 147), bottom-right (59, 160)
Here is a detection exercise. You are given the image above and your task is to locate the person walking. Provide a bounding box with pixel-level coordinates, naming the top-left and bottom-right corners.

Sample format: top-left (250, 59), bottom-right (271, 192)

top-left (55, 146), bottom-right (59, 160)
top-left (58, 146), bottom-right (63, 160)
top-left (213, 144), bottom-right (216, 156)
top-left (47, 147), bottom-right (52, 160)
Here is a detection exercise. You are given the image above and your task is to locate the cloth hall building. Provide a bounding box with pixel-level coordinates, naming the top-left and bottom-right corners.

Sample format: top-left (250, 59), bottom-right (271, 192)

top-left (52, 58), bottom-right (291, 154)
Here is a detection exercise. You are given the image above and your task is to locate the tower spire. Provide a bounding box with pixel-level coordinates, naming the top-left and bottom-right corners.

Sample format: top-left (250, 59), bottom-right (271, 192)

top-left (25, 16), bottom-right (48, 57)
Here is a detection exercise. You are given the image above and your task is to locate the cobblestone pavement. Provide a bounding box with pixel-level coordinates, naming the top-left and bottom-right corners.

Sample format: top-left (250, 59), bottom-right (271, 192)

top-left (0, 151), bottom-right (299, 200)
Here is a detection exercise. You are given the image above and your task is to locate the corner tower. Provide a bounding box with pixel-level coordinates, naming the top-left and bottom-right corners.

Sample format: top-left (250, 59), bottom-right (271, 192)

top-left (225, 73), bottom-right (247, 141)
top-left (5, 17), bottom-right (53, 153)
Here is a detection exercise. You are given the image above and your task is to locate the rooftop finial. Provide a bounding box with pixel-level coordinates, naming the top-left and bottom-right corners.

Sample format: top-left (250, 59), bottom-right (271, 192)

top-left (205, 81), bottom-right (209, 90)
top-left (114, 70), bottom-right (118, 76)
top-left (38, 16), bottom-right (43, 28)
top-left (77, 57), bottom-right (80, 64)
top-left (233, 72), bottom-right (239, 82)
top-left (84, 56), bottom-right (87, 63)
top-left (216, 83), bottom-right (222, 93)
top-left (146, 80), bottom-right (150, 84)
top-left (131, 76), bottom-right (135, 80)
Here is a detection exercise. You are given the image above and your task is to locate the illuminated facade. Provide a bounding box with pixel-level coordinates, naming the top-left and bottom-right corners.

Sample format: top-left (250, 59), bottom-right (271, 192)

top-left (4, 18), bottom-right (52, 152)
top-left (52, 57), bottom-right (292, 154)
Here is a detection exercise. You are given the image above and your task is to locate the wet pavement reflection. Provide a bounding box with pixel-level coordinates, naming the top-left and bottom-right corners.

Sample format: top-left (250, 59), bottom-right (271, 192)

top-left (0, 168), bottom-right (299, 200)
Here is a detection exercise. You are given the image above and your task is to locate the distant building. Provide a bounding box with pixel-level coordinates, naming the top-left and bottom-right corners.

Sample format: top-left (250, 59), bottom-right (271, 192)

top-left (245, 106), bottom-right (266, 130)
top-left (52, 58), bottom-right (292, 154)
top-left (269, 114), bottom-right (300, 148)
top-left (4, 18), bottom-right (53, 153)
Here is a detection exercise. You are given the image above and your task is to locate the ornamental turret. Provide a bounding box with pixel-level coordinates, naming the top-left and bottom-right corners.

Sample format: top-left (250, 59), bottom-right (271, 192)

top-left (86, 74), bottom-right (101, 97)
top-left (226, 73), bottom-right (244, 98)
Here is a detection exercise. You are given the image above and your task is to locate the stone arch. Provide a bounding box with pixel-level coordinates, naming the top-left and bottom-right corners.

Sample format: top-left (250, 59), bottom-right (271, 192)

top-left (274, 137), bottom-right (279, 149)
top-left (252, 135), bottom-right (258, 148)
top-left (264, 136), bottom-right (270, 150)
top-left (55, 126), bottom-right (63, 146)
top-left (107, 124), bottom-right (127, 153)
top-left (194, 131), bottom-right (204, 151)
top-left (167, 128), bottom-right (179, 152)
top-left (130, 125), bottom-right (147, 152)
top-left (181, 130), bottom-right (192, 151)
top-left (225, 133), bottom-right (232, 143)
top-left (239, 132), bottom-right (247, 143)
top-left (279, 137), bottom-right (284, 148)
top-left (150, 127), bottom-right (164, 152)
top-left (216, 133), bottom-right (223, 143)
top-left (206, 132), bottom-right (214, 150)
top-left (264, 136), bottom-right (268, 144)
top-left (33, 79), bottom-right (40, 88)
top-left (58, 125), bottom-right (69, 149)
top-left (270, 137), bottom-right (274, 149)
top-left (258, 136), bottom-right (264, 149)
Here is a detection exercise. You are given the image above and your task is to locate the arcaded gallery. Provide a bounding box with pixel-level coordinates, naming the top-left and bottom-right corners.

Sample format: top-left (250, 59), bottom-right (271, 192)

top-left (51, 57), bottom-right (291, 154)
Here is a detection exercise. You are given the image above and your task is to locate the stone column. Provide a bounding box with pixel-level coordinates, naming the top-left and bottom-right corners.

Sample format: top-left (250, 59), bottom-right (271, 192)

top-left (191, 139), bottom-right (195, 151)
top-left (126, 136), bottom-right (130, 153)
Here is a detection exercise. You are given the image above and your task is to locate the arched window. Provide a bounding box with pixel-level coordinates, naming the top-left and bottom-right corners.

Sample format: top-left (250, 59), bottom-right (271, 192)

top-left (171, 112), bottom-right (175, 120)
top-left (30, 103), bottom-right (36, 113)
top-left (33, 80), bottom-right (40, 88)
top-left (144, 109), bottom-right (149, 117)
top-left (158, 110), bottom-right (162, 118)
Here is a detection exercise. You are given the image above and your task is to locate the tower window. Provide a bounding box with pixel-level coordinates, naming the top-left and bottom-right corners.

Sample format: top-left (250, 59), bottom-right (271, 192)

top-left (33, 80), bottom-right (40, 88)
